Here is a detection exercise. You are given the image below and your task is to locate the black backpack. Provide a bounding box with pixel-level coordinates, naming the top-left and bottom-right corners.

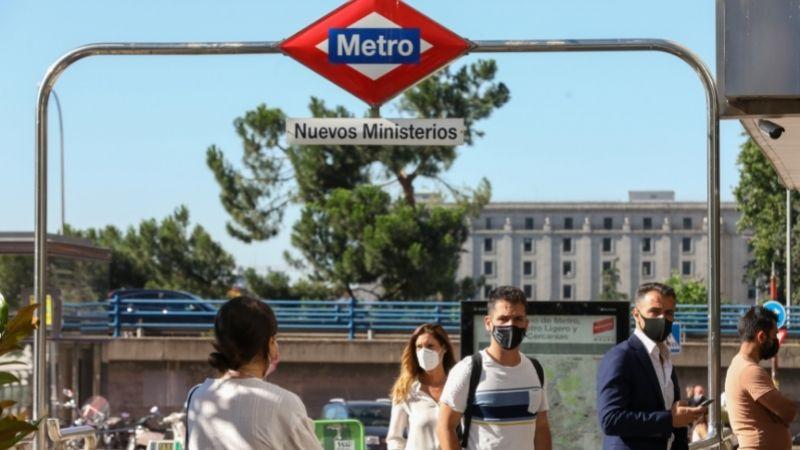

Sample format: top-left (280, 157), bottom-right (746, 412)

top-left (460, 352), bottom-right (545, 448)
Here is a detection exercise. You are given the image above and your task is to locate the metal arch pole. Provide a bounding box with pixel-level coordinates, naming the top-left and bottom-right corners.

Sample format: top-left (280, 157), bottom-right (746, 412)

top-left (787, 188), bottom-right (792, 318)
top-left (50, 91), bottom-right (65, 234)
top-left (469, 39), bottom-right (721, 446)
top-left (35, 38), bottom-right (719, 448)
top-left (34, 41), bottom-right (282, 449)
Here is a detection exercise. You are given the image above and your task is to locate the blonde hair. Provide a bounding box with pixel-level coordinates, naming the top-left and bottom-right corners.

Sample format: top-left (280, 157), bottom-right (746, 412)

top-left (390, 323), bottom-right (456, 403)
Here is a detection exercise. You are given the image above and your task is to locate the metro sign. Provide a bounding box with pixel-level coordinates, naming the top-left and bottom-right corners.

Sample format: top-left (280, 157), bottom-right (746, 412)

top-left (280, 0), bottom-right (471, 106)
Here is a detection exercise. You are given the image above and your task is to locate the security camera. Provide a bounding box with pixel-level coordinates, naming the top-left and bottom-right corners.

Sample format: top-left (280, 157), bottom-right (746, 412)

top-left (758, 119), bottom-right (785, 140)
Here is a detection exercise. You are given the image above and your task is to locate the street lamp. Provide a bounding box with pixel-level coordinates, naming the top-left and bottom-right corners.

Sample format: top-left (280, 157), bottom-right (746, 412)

top-left (50, 90), bottom-right (65, 234)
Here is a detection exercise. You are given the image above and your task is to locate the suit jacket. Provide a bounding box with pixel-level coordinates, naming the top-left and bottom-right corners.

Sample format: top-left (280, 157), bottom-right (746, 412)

top-left (597, 335), bottom-right (689, 450)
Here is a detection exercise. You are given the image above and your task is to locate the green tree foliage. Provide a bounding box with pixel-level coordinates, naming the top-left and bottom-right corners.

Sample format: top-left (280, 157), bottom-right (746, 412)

top-left (207, 60), bottom-right (509, 299)
top-left (242, 268), bottom-right (337, 300)
top-left (0, 257), bottom-right (32, 309)
top-left (68, 206), bottom-right (237, 298)
top-left (0, 297), bottom-right (41, 448)
top-left (733, 136), bottom-right (798, 302)
top-left (600, 258), bottom-right (628, 301)
top-left (663, 271), bottom-right (708, 304)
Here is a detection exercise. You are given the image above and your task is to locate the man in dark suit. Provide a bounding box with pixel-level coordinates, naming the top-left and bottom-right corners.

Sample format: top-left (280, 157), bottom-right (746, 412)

top-left (597, 282), bottom-right (706, 450)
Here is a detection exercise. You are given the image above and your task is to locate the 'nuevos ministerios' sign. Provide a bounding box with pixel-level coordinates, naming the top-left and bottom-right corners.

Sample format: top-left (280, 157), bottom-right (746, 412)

top-left (286, 118), bottom-right (465, 146)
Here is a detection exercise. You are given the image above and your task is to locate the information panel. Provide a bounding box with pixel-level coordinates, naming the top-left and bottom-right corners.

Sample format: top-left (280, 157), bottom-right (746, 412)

top-left (461, 301), bottom-right (629, 450)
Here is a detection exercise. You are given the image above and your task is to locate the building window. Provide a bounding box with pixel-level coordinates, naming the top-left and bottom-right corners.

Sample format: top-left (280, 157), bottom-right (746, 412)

top-left (563, 261), bottom-right (574, 277)
top-left (484, 261), bottom-right (494, 276)
top-left (523, 261), bottom-right (533, 276)
top-left (683, 217), bottom-right (693, 229)
top-left (643, 217), bottom-right (653, 230)
top-left (523, 238), bottom-right (533, 253)
top-left (484, 284), bottom-right (494, 299)
top-left (484, 238), bottom-right (493, 252)
top-left (602, 261), bottom-right (612, 272)
top-left (682, 237), bottom-right (692, 253)
top-left (602, 237), bottom-right (612, 253)
top-left (563, 238), bottom-right (573, 253)
top-left (524, 284), bottom-right (533, 299)
top-left (748, 285), bottom-right (756, 300)
top-left (485, 217), bottom-right (493, 230)
top-left (525, 217), bottom-right (534, 230)
top-left (682, 261), bottom-right (692, 276)
top-left (563, 284), bottom-right (573, 300)
top-left (642, 261), bottom-right (653, 277)
top-left (642, 237), bottom-right (652, 253)
top-left (564, 217), bottom-right (573, 230)
top-left (603, 217), bottom-right (613, 230)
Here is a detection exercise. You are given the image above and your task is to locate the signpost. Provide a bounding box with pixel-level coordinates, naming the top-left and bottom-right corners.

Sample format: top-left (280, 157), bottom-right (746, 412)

top-left (668, 322), bottom-right (683, 355)
top-left (461, 301), bottom-right (629, 449)
top-left (280, 0), bottom-right (471, 106)
top-left (763, 300), bottom-right (787, 328)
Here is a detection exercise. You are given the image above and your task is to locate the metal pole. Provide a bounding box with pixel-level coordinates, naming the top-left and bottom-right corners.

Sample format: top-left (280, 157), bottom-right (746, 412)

top-left (34, 40), bottom-right (282, 450)
top-left (787, 188), bottom-right (792, 316)
top-left (472, 39), bottom-right (722, 444)
top-left (34, 38), bottom-right (719, 448)
top-left (50, 91), bottom-right (65, 234)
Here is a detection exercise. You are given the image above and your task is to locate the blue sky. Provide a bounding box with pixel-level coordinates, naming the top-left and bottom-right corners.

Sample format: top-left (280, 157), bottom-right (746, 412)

top-left (0, 0), bottom-right (745, 276)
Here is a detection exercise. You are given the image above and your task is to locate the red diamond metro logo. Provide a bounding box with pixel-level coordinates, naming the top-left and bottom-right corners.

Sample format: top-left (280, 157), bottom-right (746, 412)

top-left (280, 0), bottom-right (472, 106)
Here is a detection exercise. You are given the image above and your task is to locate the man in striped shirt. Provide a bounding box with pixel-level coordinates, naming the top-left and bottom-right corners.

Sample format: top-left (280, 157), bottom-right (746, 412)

top-left (438, 286), bottom-right (552, 450)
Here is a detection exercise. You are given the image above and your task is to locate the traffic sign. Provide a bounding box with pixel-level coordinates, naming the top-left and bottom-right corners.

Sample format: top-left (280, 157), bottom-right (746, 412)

top-left (668, 322), bottom-right (682, 354)
top-left (314, 419), bottom-right (365, 450)
top-left (280, 0), bottom-right (471, 106)
top-left (763, 300), bottom-right (787, 328)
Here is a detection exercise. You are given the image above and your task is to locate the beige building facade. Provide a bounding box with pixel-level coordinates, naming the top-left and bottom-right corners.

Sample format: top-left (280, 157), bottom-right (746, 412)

top-left (457, 192), bottom-right (753, 303)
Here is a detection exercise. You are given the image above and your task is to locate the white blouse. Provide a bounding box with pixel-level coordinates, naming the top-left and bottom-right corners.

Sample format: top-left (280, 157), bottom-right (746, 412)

top-left (387, 381), bottom-right (441, 450)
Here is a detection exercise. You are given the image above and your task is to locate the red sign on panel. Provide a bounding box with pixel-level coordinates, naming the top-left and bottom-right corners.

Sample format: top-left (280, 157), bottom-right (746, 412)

top-left (280, 0), bottom-right (471, 106)
top-left (593, 317), bottom-right (615, 335)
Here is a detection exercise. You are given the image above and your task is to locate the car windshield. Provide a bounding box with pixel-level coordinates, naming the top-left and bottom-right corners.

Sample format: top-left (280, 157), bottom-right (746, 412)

top-left (347, 404), bottom-right (391, 427)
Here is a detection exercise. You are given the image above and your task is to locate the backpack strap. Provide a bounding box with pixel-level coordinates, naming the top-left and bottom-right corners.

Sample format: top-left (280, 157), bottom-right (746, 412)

top-left (184, 384), bottom-right (201, 450)
top-left (461, 353), bottom-right (483, 448)
top-left (529, 357), bottom-right (545, 387)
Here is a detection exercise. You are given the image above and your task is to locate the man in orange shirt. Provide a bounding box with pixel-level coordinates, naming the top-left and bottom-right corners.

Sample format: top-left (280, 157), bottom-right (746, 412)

top-left (725, 306), bottom-right (797, 449)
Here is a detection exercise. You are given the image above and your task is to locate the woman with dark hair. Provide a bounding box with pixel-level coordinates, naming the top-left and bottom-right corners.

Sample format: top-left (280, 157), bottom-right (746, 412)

top-left (387, 323), bottom-right (456, 450)
top-left (185, 296), bottom-right (321, 450)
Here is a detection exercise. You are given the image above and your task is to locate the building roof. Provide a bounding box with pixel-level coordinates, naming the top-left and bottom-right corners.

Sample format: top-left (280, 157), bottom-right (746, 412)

top-left (0, 232), bottom-right (111, 262)
top-left (478, 201), bottom-right (738, 212)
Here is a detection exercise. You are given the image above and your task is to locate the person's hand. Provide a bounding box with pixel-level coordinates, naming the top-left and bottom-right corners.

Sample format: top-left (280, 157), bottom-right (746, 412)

top-left (671, 402), bottom-right (705, 428)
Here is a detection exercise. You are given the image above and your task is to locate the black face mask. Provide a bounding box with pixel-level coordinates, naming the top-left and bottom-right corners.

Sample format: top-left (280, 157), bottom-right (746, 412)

top-left (638, 311), bottom-right (673, 343)
top-left (759, 336), bottom-right (780, 360)
top-left (492, 325), bottom-right (526, 350)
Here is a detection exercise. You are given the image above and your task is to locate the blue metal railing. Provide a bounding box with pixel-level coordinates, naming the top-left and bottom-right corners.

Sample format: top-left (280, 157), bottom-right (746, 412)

top-left (61, 298), bottom-right (800, 339)
top-left (62, 297), bottom-right (462, 339)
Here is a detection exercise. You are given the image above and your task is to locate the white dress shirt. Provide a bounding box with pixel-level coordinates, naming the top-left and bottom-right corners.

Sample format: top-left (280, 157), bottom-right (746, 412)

top-left (387, 380), bottom-right (440, 450)
top-left (634, 327), bottom-right (675, 449)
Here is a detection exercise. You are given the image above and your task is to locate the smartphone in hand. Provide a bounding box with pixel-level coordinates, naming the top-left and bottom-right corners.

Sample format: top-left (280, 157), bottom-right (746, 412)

top-left (699, 398), bottom-right (714, 407)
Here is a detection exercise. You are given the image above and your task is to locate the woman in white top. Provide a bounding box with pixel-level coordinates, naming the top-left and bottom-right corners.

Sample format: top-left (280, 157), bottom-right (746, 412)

top-left (387, 323), bottom-right (456, 450)
top-left (186, 296), bottom-right (322, 450)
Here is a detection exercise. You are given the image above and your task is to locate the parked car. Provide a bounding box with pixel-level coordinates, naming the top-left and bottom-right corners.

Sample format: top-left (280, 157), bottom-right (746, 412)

top-left (320, 399), bottom-right (391, 450)
top-left (106, 289), bottom-right (217, 334)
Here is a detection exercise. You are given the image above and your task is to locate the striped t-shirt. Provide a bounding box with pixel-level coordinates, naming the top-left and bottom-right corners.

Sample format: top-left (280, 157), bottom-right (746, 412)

top-left (441, 349), bottom-right (548, 449)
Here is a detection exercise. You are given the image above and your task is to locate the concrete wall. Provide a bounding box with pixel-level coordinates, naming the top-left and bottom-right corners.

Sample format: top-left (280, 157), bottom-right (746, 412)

top-left (94, 337), bottom-right (410, 418)
top-left (60, 336), bottom-right (800, 436)
top-left (103, 360), bottom-right (399, 420)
